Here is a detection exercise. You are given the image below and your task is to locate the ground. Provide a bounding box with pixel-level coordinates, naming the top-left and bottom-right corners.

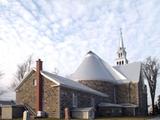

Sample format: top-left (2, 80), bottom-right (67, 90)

top-left (13, 116), bottom-right (160, 120)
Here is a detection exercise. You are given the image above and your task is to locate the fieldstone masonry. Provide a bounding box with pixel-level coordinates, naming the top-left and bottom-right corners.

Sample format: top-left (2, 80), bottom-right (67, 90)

top-left (16, 58), bottom-right (148, 118)
top-left (116, 83), bottom-right (138, 104)
top-left (60, 87), bottom-right (105, 118)
top-left (16, 72), bottom-right (36, 111)
top-left (41, 77), bottom-right (60, 118)
top-left (16, 71), bottom-right (148, 118)
top-left (79, 80), bottom-right (114, 103)
top-left (16, 72), bottom-right (60, 118)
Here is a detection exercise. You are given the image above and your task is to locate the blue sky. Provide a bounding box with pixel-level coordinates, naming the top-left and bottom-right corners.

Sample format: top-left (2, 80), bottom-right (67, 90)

top-left (0, 0), bottom-right (160, 102)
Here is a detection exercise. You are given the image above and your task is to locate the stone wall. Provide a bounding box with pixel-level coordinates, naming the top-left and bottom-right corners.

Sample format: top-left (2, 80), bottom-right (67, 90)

top-left (98, 107), bottom-right (122, 117)
top-left (130, 83), bottom-right (139, 105)
top-left (116, 83), bottom-right (139, 105)
top-left (42, 77), bottom-right (60, 118)
top-left (116, 83), bottom-right (129, 103)
top-left (60, 86), bottom-right (105, 118)
top-left (16, 71), bottom-right (36, 111)
top-left (16, 72), bottom-right (60, 118)
top-left (79, 80), bottom-right (114, 103)
top-left (138, 73), bottom-right (148, 115)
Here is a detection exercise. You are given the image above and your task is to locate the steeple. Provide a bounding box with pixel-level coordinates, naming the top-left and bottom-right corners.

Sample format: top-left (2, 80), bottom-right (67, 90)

top-left (116, 28), bottom-right (128, 66)
top-left (119, 28), bottom-right (124, 48)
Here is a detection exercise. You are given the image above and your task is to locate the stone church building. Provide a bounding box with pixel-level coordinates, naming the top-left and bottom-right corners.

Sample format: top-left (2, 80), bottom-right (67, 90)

top-left (16, 34), bottom-right (148, 118)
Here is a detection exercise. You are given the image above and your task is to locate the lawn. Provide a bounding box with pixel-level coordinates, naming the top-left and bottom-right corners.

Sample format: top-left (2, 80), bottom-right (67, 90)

top-left (94, 116), bottom-right (157, 120)
top-left (14, 116), bottom-right (159, 120)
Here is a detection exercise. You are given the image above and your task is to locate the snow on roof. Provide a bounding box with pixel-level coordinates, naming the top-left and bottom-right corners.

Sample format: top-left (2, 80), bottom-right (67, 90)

top-left (70, 51), bottom-right (127, 83)
top-left (113, 62), bottom-right (141, 82)
top-left (41, 71), bottom-right (108, 97)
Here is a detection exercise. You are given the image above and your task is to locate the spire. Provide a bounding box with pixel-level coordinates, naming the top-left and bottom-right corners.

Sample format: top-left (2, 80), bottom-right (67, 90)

top-left (116, 28), bottom-right (128, 66)
top-left (119, 28), bottom-right (124, 48)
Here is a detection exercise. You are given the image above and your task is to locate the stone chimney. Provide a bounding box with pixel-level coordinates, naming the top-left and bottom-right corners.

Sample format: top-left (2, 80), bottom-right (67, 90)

top-left (35, 59), bottom-right (43, 112)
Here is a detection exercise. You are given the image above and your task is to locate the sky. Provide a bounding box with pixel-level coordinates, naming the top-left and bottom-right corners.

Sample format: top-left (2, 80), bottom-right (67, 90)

top-left (0, 0), bottom-right (160, 102)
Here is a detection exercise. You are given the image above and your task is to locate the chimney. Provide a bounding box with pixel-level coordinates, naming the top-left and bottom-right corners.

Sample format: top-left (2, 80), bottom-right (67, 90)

top-left (35, 59), bottom-right (43, 112)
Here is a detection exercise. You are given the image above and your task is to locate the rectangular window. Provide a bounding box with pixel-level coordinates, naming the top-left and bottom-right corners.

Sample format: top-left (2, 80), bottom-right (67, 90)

top-left (33, 79), bottom-right (37, 86)
top-left (114, 87), bottom-right (116, 103)
top-left (72, 93), bottom-right (77, 108)
top-left (91, 97), bottom-right (95, 107)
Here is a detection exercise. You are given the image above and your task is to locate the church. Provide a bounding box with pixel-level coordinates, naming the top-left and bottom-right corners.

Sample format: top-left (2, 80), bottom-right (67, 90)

top-left (16, 32), bottom-right (148, 119)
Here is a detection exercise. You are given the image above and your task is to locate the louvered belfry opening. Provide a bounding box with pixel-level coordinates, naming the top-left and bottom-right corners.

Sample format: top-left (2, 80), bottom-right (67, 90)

top-left (35, 59), bottom-right (43, 112)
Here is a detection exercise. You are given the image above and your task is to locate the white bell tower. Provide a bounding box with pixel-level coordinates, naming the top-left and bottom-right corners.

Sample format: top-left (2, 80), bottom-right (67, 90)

top-left (116, 28), bottom-right (128, 66)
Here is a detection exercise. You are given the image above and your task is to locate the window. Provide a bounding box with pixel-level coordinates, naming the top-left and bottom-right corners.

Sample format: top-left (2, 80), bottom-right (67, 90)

top-left (33, 79), bottom-right (37, 86)
top-left (91, 97), bottom-right (95, 107)
top-left (72, 93), bottom-right (77, 107)
top-left (114, 87), bottom-right (116, 103)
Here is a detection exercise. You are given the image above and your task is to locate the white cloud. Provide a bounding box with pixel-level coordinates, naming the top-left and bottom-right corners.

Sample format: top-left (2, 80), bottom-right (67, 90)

top-left (0, 0), bottom-right (160, 102)
top-left (0, 0), bottom-right (8, 5)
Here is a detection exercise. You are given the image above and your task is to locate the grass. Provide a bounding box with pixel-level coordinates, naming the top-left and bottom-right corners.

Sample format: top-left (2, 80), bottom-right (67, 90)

top-left (96, 116), bottom-right (154, 120)
top-left (13, 116), bottom-right (158, 120)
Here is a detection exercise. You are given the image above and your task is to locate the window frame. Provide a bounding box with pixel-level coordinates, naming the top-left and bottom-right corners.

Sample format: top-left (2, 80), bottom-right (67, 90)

top-left (33, 79), bottom-right (37, 86)
top-left (72, 93), bottom-right (78, 108)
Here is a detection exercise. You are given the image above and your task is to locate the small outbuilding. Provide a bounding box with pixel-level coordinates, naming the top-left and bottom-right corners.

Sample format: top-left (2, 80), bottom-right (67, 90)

top-left (1, 105), bottom-right (24, 119)
top-left (71, 107), bottom-right (95, 119)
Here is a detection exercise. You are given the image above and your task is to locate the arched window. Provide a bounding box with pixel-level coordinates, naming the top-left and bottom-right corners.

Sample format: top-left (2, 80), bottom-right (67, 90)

top-left (122, 61), bottom-right (124, 65)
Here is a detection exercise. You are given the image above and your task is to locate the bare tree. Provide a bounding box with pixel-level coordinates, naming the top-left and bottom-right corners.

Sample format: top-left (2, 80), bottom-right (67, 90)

top-left (143, 56), bottom-right (160, 115)
top-left (0, 90), bottom-right (6, 96)
top-left (0, 72), bottom-right (5, 96)
top-left (0, 71), bottom-right (3, 79)
top-left (52, 67), bottom-right (59, 75)
top-left (12, 56), bottom-right (33, 88)
top-left (157, 95), bottom-right (160, 114)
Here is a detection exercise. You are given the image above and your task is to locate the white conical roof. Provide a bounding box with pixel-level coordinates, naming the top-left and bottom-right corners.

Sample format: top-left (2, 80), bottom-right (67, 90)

top-left (70, 51), bottom-right (126, 83)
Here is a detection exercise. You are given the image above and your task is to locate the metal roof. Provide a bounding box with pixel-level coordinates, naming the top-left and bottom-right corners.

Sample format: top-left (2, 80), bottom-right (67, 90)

top-left (70, 51), bottom-right (141, 84)
top-left (98, 102), bottom-right (138, 108)
top-left (71, 107), bottom-right (94, 112)
top-left (113, 62), bottom-right (141, 82)
top-left (120, 103), bottom-right (138, 108)
top-left (98, 103), bottom-right (122, 107)
top-left (0, 100), bottom-right (15, 106)
top-left (41, 71), bottom-right (108, 97)
top-left (70, 51), bottom-right (127, 83)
